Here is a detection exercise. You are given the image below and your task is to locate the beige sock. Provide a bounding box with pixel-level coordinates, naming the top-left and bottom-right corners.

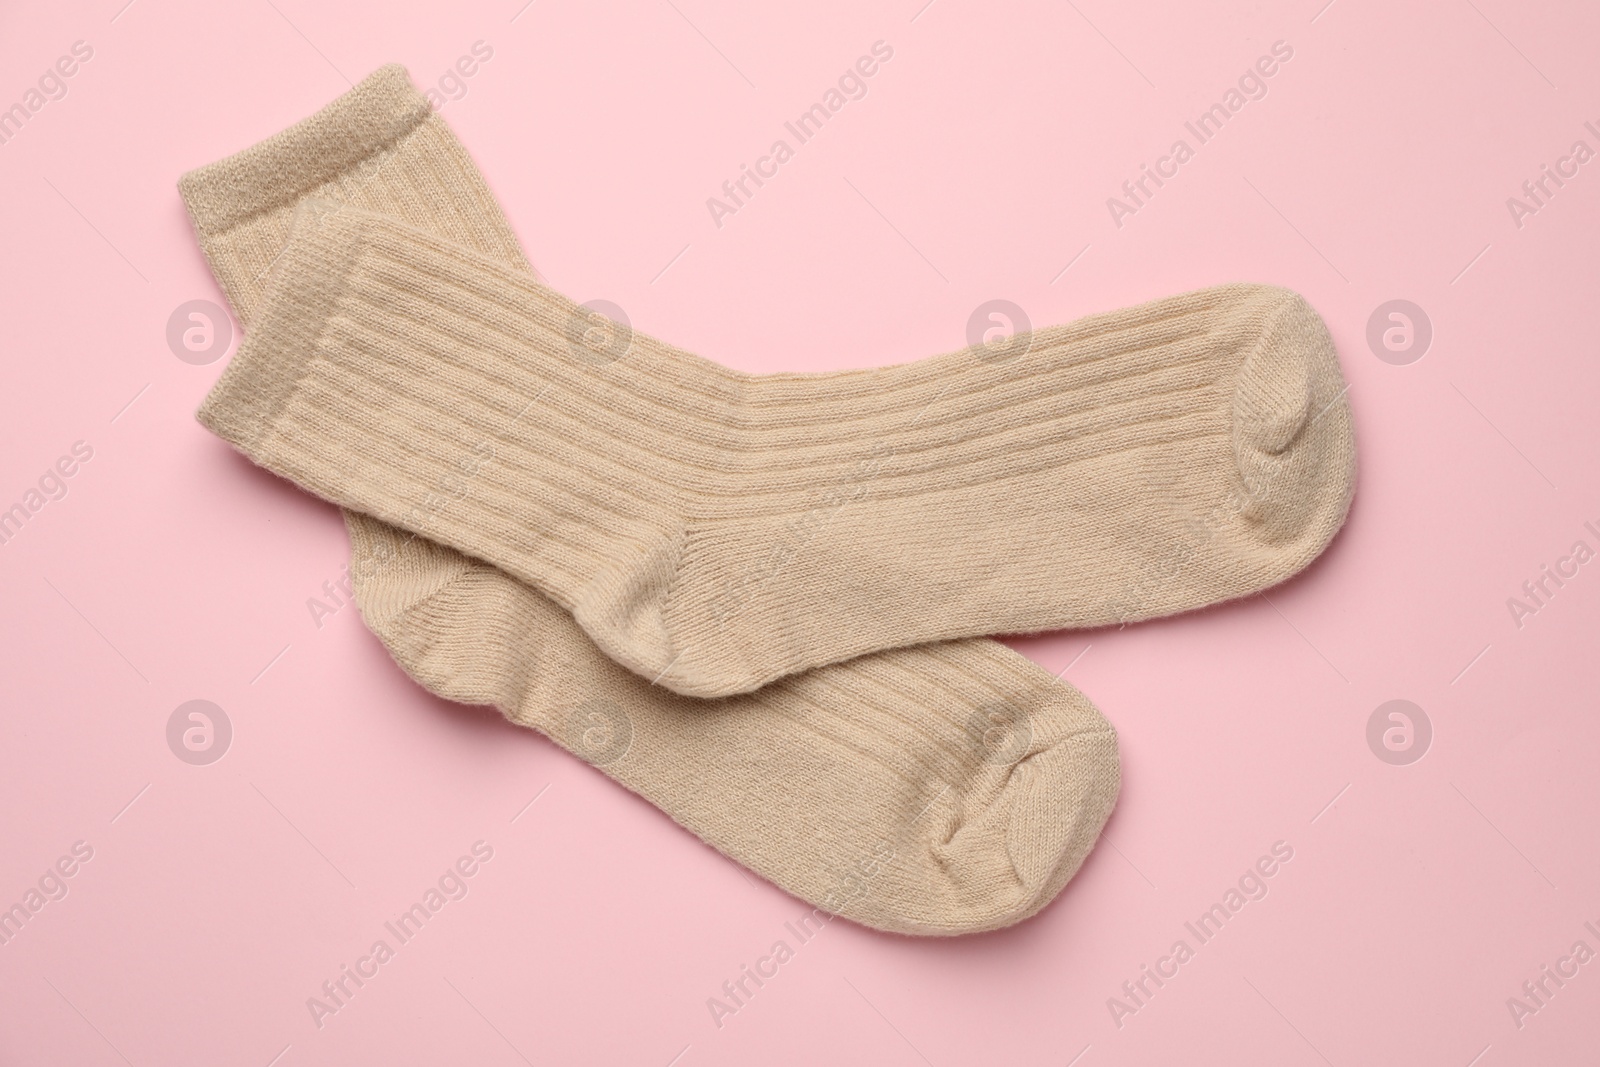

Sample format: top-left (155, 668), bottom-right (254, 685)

top-left (178, 65), bottom-right (1120, 935)
top-left (199, 198), bottom-right (1357, 698)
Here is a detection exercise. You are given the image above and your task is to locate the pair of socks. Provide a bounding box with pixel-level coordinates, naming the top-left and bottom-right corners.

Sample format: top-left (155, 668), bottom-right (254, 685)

top-left (179, 66), bottom-right (1353, 935)
top-left (180, 67), bottom-right (1121, 937)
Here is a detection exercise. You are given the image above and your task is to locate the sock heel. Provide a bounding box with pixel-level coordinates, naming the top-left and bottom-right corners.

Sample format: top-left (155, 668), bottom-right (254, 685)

top-left (571, 524), bottom-right (690, 686)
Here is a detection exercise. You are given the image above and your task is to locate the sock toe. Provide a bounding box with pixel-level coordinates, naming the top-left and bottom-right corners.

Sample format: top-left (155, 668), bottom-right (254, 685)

top-left (1234, 294), bottom-right (1314, 458)
top-left (1229, 287), bottom-right (1356, 549)
top-left (902, 686), bottom-right (1120, 935)
top-left (999, 720), bottom-right (1121, 924)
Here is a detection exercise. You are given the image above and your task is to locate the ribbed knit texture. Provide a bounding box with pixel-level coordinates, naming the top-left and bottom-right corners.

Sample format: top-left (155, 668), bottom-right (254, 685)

top-left (178, 65), bottom-right (1120, 935)
top-left (202, 201), bottom-right (1358, 698)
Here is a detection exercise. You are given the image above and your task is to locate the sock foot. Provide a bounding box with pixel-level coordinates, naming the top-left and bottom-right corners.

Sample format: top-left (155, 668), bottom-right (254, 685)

top-left (352, 510), bottom-right (1119, 935)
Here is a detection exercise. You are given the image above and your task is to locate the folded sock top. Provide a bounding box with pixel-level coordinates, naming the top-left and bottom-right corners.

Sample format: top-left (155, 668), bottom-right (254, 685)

top-left (180, 65), bottom-right (434, 236)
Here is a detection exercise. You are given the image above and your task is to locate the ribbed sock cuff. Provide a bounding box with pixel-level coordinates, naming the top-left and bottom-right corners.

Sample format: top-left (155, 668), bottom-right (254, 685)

top-left (196, 200), bottom-right (640, 608)
top-left (196, 201), bottom-right (363, 455)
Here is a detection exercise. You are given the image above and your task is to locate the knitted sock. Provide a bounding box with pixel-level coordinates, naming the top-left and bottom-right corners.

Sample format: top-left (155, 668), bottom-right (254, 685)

top-left (178, 65), bottom-right (1120, 935)
top-left (199, 201), bottom-right (1357, 698)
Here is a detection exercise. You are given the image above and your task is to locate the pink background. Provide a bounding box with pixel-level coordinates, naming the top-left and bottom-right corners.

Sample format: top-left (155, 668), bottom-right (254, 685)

top-left (3, 0), bottom-right (1598, 1063)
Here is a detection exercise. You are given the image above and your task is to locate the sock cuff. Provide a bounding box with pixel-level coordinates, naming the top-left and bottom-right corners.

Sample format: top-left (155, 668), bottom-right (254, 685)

top-left (197, 201), bottom-right (365, 454)
top-left (195, 201), bottom-right (636, 606)
top-left (178, 64), bottom-right (432, 237)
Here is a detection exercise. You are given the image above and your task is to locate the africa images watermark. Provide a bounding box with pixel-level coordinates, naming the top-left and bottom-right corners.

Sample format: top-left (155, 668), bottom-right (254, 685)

top-left (167, 300), bottom-right (235, 365)
top-left (329, 294), bottom-right (630, 625)
top-left (1366, 699), bottom-right (1431, 766)
top-left (420, 40), bottom-right (495, 111)
top-left (705, 836), bottom-right (898, 1029)
top-left (1505, 119), bottom-right (1600, 231)
top-left (1105, 40), bottom-right (1296, 229)
top-left (704, 439), bottom-right (893, 629)
top-left (305, 841), bottom-right (496, 1030)
top-left (166, 700), bottom-right (232, 766)
top-left (0, 440), bottom-right (95, 550)
top-left (1504, 517), bottom-right (1600, 630)
top-left (705, 40), bottom-right (896, 230)
top-left (1504, 916), bottom-right (1600, 1031)
top-left (703, 300), bottom-right (1031, 629)
top-left (343, 436), bottom-right (496, 593)
top-left (1101, 369), bottom-right (1349, 626)
top-left (704, 709), bottom-right (1027, 1031)
top-left (1106, 840), bottom-right (1295, 1029)
top-left (304, 562), bottom-right (356, 630)
top-left (0, 40), bottom-right (94, 150)
top-left (0, 841), bottom-right (95, 949)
